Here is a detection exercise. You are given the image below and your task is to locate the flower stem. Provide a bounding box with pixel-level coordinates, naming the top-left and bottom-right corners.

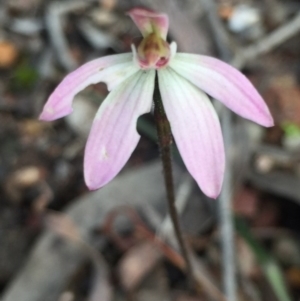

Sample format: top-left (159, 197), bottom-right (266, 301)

top-left (153, 72), bottom-right (195, 287)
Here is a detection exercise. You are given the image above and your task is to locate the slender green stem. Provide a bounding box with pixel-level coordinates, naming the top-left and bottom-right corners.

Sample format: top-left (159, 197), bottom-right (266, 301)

top-left (153, 72), bottom-right (195, 287)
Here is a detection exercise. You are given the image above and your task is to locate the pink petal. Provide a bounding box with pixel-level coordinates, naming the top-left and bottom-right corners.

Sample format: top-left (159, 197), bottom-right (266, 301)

top-left (39, 53), bottom-right (138, 121)
top-left (84, 70), bottom-right (155, 190)
top-left (170, 54), bottom-right (274, 127)
top-left (158, 68), bottom-right (225, 198)
top-left (127, 8), bottom-right (169, 40)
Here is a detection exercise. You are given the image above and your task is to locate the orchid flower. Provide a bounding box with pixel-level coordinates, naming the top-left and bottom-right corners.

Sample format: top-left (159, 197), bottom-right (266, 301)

top-left (39, 8), bottom-right (273, 198)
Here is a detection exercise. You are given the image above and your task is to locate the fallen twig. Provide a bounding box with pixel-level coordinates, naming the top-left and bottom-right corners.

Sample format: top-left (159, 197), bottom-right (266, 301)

top-left (232, 11), bottom-right (300, 68)
top-left (200, 1), bottom-right (237, 300)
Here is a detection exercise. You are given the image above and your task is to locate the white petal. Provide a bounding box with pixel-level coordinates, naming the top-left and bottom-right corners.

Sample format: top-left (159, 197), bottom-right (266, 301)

top-left (170, 53), bottom-right (273, 127)
top-left (84, 70), bottom-right (155, 190)
top-left (40, 53), bottom-right (139, 121)
top-left (158, 68), bottom-right (225, 198)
